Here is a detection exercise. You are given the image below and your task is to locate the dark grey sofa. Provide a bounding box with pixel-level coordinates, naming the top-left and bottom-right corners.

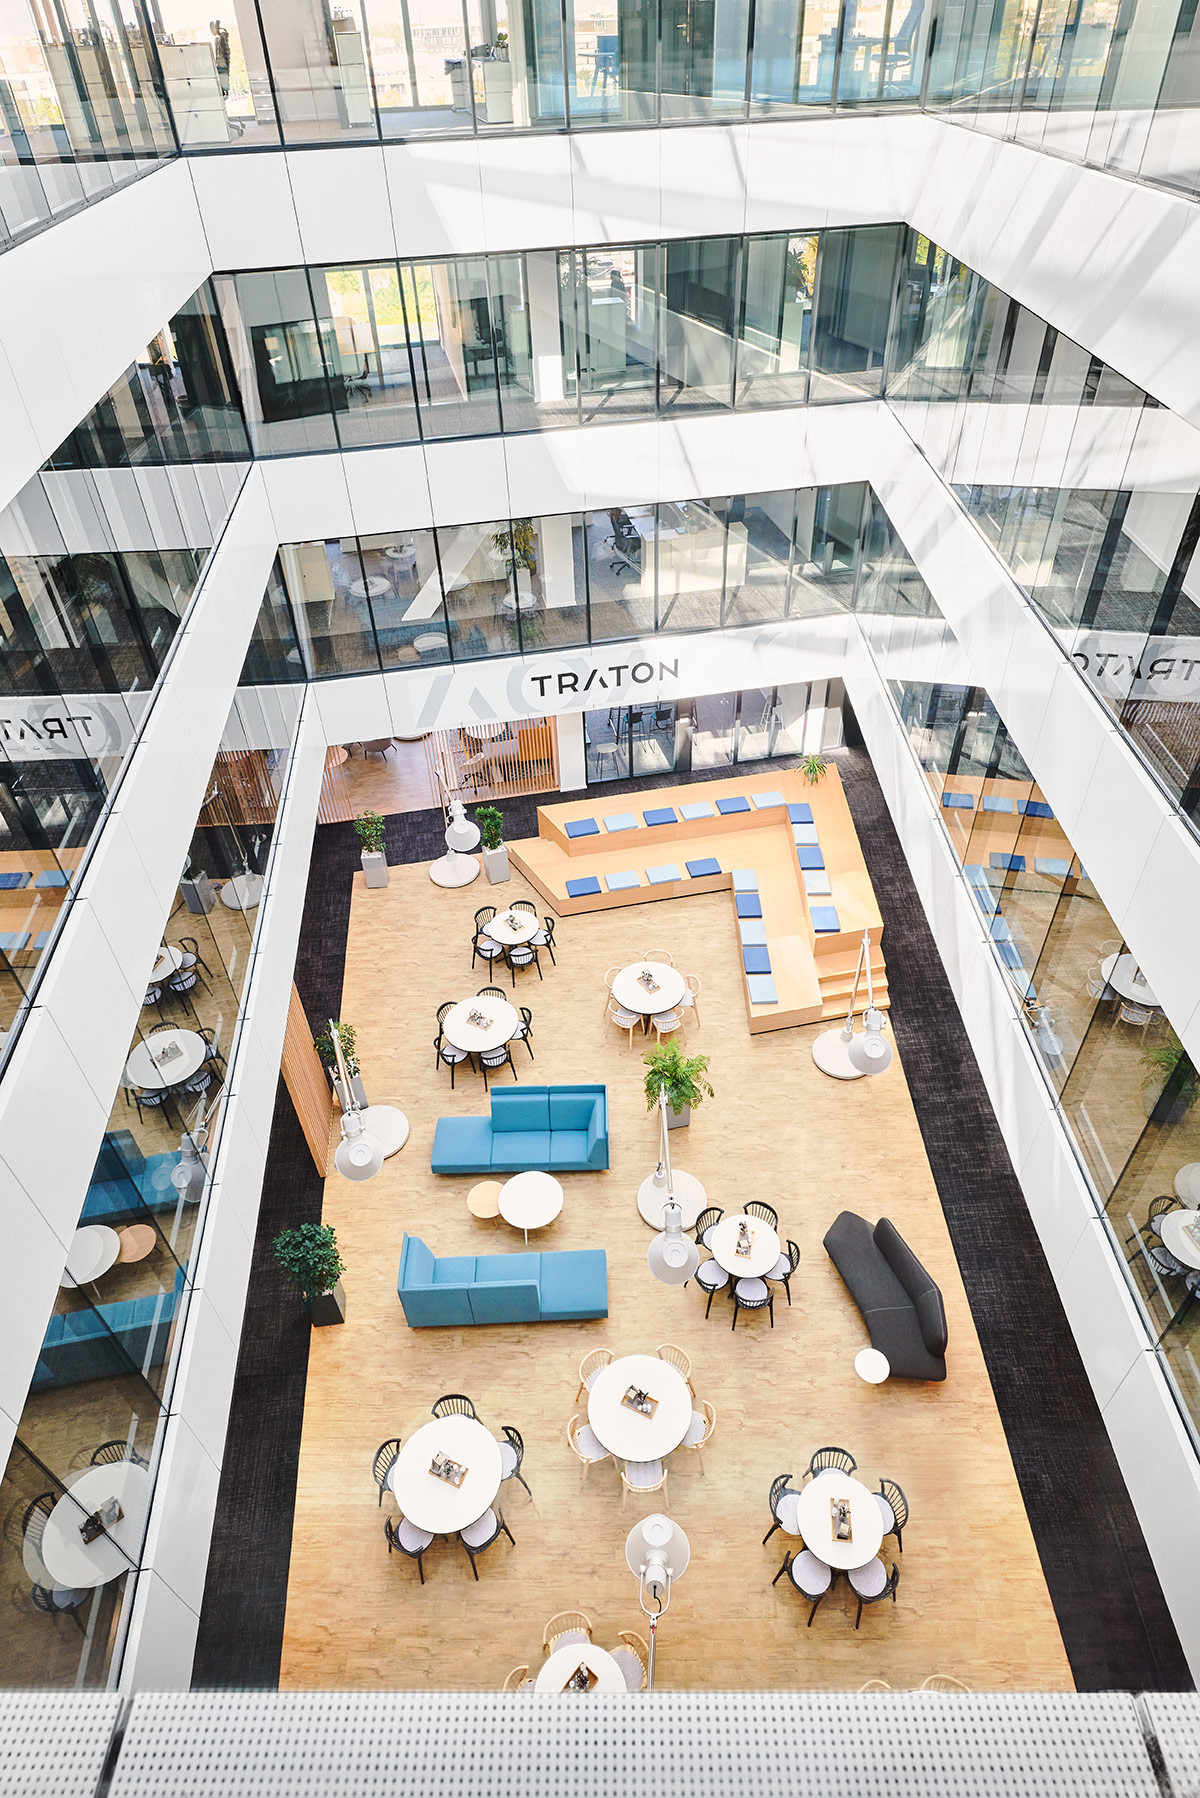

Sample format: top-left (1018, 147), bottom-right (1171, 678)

top-left (823, 1212), bottom-right (947, 1381)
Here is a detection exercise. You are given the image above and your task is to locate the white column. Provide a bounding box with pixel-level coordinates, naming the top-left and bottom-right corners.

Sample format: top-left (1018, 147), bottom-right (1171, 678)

top-left (556, 710), bottom-right (587, 789)
top-left (525, 251), bottom-right (565, 405)
top-left (538, 511), bottom-right (577, 608)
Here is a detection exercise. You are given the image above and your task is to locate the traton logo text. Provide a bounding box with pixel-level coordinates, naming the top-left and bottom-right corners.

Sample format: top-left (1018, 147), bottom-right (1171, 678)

top-left (519, 655), bottom-right (679, 712)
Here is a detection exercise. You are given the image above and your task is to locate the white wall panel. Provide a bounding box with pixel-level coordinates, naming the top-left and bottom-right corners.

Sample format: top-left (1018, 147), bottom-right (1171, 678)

top-left (121, 1572), bottom-right (202, 1695)
top-left (476, 134), bottom-right (576, 252)
top-left (382, 140), bottom-right (487, 257)
top-left (185, 152), bottom-right (302, 270)
top-left (286, 146), bottom-right (395, 264)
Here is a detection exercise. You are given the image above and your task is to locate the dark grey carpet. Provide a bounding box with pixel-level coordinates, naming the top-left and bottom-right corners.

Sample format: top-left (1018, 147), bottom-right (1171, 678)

top-left (192, 750), bottom-right (1191, 1691)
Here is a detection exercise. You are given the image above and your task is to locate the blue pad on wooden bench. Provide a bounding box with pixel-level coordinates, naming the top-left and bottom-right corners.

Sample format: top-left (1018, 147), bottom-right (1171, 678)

top-left (787, 803), bottom-right (813, 824)
top-left (752, 790), bottom-right (785, 808)
top-left (732, 869), bottom-right (758, 892)
top-left (565, 818), bottom-right (599, 838)
top-left (990, 852), bottom-right (1025, 872)
top-left (685, 857), bottom-right (721, 878)
top-left (1024, 800), bottom-right (1054, 819)
top-left (716, 796), bottom-right (750, 815)
top-left (0, 872), bottom-right (30, 890)
top-left (33, 930), bottom-right (51, 950)
top-left (35, 870), bottom-right (69, 888)
top-left (792, 823), bottom-right (819, 845)
top-left (605, 870), bottom-right (640, 892)
top-left (942, 792), bottom-right (974, 810)
top-left (738, 921), bottom-right (767, 945)
top-left (796, 846), bottom-right (825, 870)
top-left (566, 877), bottom-right (601, 898)
top-left (803, 871), bottom-right (832, 895)
top-left (643, 807), bottom-right (677, 827)
top-left (981, 796), bottom-right (1012, 813)
top-left (743, 946), bottom-right (771, 974)
top-left (1035, 857), bottom-right (1071, 878)
top-left (735, 894), bottom-right (762, 918)
top-left (996, 939), bottom-right (1025, 970)
top-left (603, 812), bottom-right (638, 832)
top-left (646, 864), bottom-right (681, 884)
top-left (680, 801), bottom-right (715, 821)
top-left (747, 974), bottom-right (778, 1004)
top-left (810, 906), bottom-right (840, 933)
top-left (0, 931), bottom-right (30, 951)
top-left (989, 917), bottom-right (1014, 943)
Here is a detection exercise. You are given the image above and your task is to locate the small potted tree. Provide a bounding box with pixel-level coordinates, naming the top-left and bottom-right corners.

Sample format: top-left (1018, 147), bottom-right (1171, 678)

top-left (313, 1021), bottom-right (367, 1110)
top-left (355, 810), bottom-right (388, 888)
top-left (493, 517), bottom-right (538, 605)
top-left (274, 1222), bottom-right (347, 1326)
top-left (801, 753), bottom-right (828, 785)
top-left (1142, 1031), bottom-right (1200, 1125)
top-left (644, 1040), bottom-right (713, 1131)
top-left (476, 804), bottom-right (509, 883)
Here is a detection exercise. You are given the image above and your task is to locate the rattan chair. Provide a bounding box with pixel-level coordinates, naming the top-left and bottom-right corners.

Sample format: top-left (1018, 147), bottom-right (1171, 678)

top-left (372, 1437), bottom-right (402, 1506)
top-left (620, 1458), bottom-right (667, 1510)
top-left (606, 997), bottom-right (640, 1047)
top-left (543, 1609), bottom-right (593, 1654)
top-left (567, 1413), bottom-right (608, 1479)
top-left (848, 1559), bottom-right (900, 1628)
top-left (432, 1394), bottom-right (477, 1419)
top-left (678, 972), bottom-right (702, 1028)
top-left (497, 1424), bottom-right (531, 1498)
top-left (731, 1276), bottom-right (773, 1330)
top-left (643, 949), bottom-right (674, 964)
top-left (650, 1008), bottom-right (683, 1041)
top-left (459, 1507), bottom-right (514, 1578)
top-left (874, 1479), bottom-right (909, 1551)
top-left (806, 1446), bottom-right (857, 1481)
top-left (774, 1548), bottom-right (834, 1625)
top-left (385, 1514), bottom-right (434, 1582)
top-left (679, 1399), bottom-right (716, 1473)
top-left (765, 1239), bottom-right (801, 1305)
top-left (655, 1343), bottom-right (692, 1389)
top-left (575, 1347), bottom-right (613, 1401)
top-left (762, 1473), bottom-right (803, 1545)
top-left (920, 1673), bottom-right (971, 1690)
top-left (612, 1630), bottom-right (649, 1690)
top-left (503, 1664), bottom-right (533, 1691)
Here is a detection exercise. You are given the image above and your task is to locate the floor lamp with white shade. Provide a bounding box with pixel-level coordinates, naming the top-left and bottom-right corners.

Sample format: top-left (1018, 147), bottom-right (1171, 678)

top-left (811, 929), bottom-right (894, 1080)
top-left (645, 1089), bottom-right (702, 1284)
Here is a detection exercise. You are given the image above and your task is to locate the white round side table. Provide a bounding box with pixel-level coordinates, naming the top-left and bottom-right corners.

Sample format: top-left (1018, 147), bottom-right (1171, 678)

top-left (854, 1347), bottom-right (890, 1385)
top-left (637, 1168), bottom-right (706, 1229)
top-left (360, 1105), bottom-right (409, 1156)
top-left (498, 1170), bottom-right (563, 1243)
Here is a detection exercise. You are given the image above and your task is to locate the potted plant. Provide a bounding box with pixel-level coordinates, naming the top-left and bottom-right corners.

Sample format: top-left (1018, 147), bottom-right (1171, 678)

top-left (801, 753), bottom-right (828, 785)
top-left (1142, 1031), bottom-right (1200, 1125)
top-left (476, 803), bottom-right (509, 883)
top-left (643, 1040), bottom-right (713, 1131)
top-left (355, 809), bottom-right (388, 888)
top-left (493, 517), bottom-right (538, 602)
top-left (313, 1021), bottom-right (368, 1110)
top-left (273, 1222), bottom-right (347, 1326)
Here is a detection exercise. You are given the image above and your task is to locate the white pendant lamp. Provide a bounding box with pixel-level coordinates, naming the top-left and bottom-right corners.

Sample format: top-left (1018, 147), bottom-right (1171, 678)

top-left (328, 1019), bottom-right (384, 1181)
top-left (625, 1513), bottom-right (691, 1690)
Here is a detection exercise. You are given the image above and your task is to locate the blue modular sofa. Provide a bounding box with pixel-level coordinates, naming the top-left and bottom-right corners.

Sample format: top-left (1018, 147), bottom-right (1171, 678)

top-left (397, 1233), bottom-right (608, 1327)
top-left (82, 1130), bottom-right (181, 1226)
top-left (431, 1085), bottom-right (609, 1175)
top-left (31, 1270), bottom-right (184, 1391)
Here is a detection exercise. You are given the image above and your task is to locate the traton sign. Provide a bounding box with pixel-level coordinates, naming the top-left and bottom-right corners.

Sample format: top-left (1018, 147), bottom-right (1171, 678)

top-left (519, 654), bottom-right (681, 712)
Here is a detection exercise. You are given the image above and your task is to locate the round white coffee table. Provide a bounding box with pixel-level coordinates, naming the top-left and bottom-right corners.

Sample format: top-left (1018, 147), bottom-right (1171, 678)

top-left (124, 1028), bottom-right (206, 1091)
top-left (587, 1354), bottom-right (692, 1460)
top-left (442, 997), bottom-right (519, 1054)
top-left (794, 1472), bottom-right (884, 1572)
top-left (498, 1170), bottom-right (563, 1243)
top-left (413, 634), bottom-right (446, 657)
top-left (221, 871), bottom-right (264, 911)
top-left (1160, 1210), bottom-right (1200, 1271)
top-left (150, 945), bottom-right (184, 982)
top-left (707, 1214), bottom-right (781, 1277)
top-left (637, 1168), bottom-right (707, 1228)
top-left (1174, 1164), bottom-right (1200, 1205)
top-left (60, 1225), bottom-right (122, 1288)
top-left (387, 1417), bottom-right (502, 1535)
top-left (1099, 953), bottom-right (1158, 1006)
top-left (485, 910), bottom-right (540, 945)
top-left (350, 576), bottom-right (391, 599)
top-left (537, 1643), bottom-right (625, 1692)
top-left (855, 1347), bottom-right (891, 1384)
top-left (40, 1463), bottom-right (151, 1588)
top-left (359, 1105), bottom-right (409, 1156)
top-left (610, 962), bottom-right (687, 1021)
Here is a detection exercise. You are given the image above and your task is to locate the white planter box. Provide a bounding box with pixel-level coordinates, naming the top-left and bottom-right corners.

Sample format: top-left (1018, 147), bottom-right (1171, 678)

top-left (361, 850), bottom-right (388, 888)
top-left (482, 844), bottom-right (510, 883)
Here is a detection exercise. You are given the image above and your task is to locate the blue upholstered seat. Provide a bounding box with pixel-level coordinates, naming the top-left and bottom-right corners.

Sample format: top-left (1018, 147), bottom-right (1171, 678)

top-left (605, 870), bottom-right (640, 891)
top-left (989, 853), bottom-right (1025, 872)
top-left (752, 790), bottom-right (786, 808)
top-left (643, 807), bottom-right (677, 826)
top-left (0, 932), bottom-right (30, 952)
top-left (803, 871), bottom-right (832, 895)
top-left (0, 872), bottom-right (30, 890)
top-left (566, 876), bottom-right (602, 898)
top-left (732, 869), bottom-right (758, 892)
top-left (941, 792), bottom-right (974, 810)
top-left (796, 847), bottom-right (825, 870)
top-left (981, 796), bottom-right (1012, 814)
top-left (810, 906), bottom-right (840, 932)
top-left (1035, 857), bottom-right (1071, 878)
top-left (1024, 800), bottom-right (1053, 819)
top-left (787, 803), bottom-right (813, 824)
top-left (397, 1233), bottom-right (608, 1328)
top-left (685, 857), bottom-right (721, 877)
top-left (646, 864), bottom-right (681, 884)
top-left (716, 796), bottom-right (750, 815)
top-left (431, 1086), bottom-right (608, 1175)
top-left (680, 801), bottom-right (715, 820)
top-left (996, 939), bottom-right (1025, 970)
top-left (747, 974), bottom-right (779, 1004)
top-left (603, 812), bottom-right (638, 832)
top-left (33, 931), bottom-right (51, 950)
top-left (792, 822), bottom-right (819, 845)
top-left (565, 818), bottom-right (599, 838)
top-left (735, 894), bottom-right (762, 918)
top-left (743, 946), bottom-right (771, 974)
top-left (989, 917), bottom-right (1014, 943)
top-left (738, 921), bottom-right (767, 946)
top-left (34, 870), bottom-right (69, 888)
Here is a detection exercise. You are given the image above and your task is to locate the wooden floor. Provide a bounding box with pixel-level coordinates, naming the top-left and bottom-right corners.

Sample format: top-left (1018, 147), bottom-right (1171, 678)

top-left (279, 856), bottom-right (1073, 1693)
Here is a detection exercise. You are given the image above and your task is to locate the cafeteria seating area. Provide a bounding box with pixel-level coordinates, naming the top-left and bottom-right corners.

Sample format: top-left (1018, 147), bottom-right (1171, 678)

top-left (277, 798), bottom-right (1074, 1694)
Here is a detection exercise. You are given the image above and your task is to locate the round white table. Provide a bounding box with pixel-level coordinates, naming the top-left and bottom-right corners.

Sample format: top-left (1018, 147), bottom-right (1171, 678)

top-left (1174, 1164), bottom-right (1200, 1205)
top-left (387, 1417), bottom-right (502, 1535)
top-left (501, 587), bottom-right (540, 613)
top-left (707, 1214), bottom-right (781, 1278)
top-left (794, 1472), bottom-right (884, 1572)
top-left (1100, 953), bottom-right (1159, 1007)
top-left (413, 633), bottom-right (446, 656)
top-left (350, 576), bottom-right (392, 599)
top-left (442, 997), bottom-right (519, 1054)
top-left (220, 871), bottom-right (264, 911)
top-left (40, 1463), bottom-right (151, 1588)
top-left (498, 1170), bottom-right (563, 1243)
top-left (150, 945), bottom-right (183, 983)
top-left (61, 1225), bottom-right (122, 1288)
top-left (125, 1028), bottom-right (206, 1092)
top-left (637, 1167), bottom-right (707, 1229)
top-left (610, 962), bottom-right (687, 1020)
top-left (855, 1347), bottom-right (891, 1385)
top-left (587, 1355), bottom-right (692, 1461)
top-left (536, 1643), bottom-right (625, 1693)
top-left (1160, 1209), bottom-right (1200, 1271)
top-left (359, 1105), bottom-right (410, 1156)
top-left (485, 910), bottom-right (540, 946)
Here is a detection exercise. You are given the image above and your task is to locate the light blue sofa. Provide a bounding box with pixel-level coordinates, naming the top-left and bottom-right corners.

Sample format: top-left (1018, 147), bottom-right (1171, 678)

top-left (397, 1232), bottom-right (608, 1327)
top-left (31, 1269), bottom-right (184, 1391)
top-left (82, 1129), bottom-right (180, 1226)
top-left (430, 1085), bottom-right (608, 1175)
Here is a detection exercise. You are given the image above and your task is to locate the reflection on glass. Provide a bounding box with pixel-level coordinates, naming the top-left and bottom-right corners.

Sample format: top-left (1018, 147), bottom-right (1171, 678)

top-left (215, 271), bottom-right (340, 456)
top-left (404, 258), bottom-right (503, 437)
top-left (154, 0), bottom-right (279, 146)
top-left (433, 519), bottom-right (519, 657)
top-left (735, 234), bottom-right (815, 409)
top-left (313, 263), bottom-right (419, 448)
top-left (569, 246), bottom-right (658, 423)
top-left (659, 237), bottom-right (739, 412)
top-left (279, 540), bottom-right (382, 675)
top-left (811, 225), bottom-right (901, 401)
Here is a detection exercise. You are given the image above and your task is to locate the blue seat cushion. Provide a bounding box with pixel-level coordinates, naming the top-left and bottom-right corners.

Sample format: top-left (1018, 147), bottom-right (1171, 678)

top-left (646, 864), bottom-right (681, 884)
top-left (743, 946), bottom-right (772, 974)
top-left (0, 932), bottom-right (30, 952)
top-left (747, 974), bottom-right (779, 1004)
top-left (566, 876), bottom-right (602, 898)
top-left (490, 1130), bottom-right (552, 1170)
top-left (431, 1117), bottom-right (495, 1171)
top-left (732, 869), bottom-right (758, 892)
top-left (736, 894), bottom-right (762, 918)
top-left (981, 796), bottom-right (1012, 814)
top-left (469, 1281), bottom-right (541, 1324)
top-left (738, 921), bottom-right (767, 945)
top-left (565, 818), bottom-right (599, 838)
top-left (996, 939), bottom-right (1024, 970)
top-left (605, 870), bottom-right (640, 892)
top-left (752, 790), bottom-right (785, 808)
top-left (990, 853), bottom-right (1025, 872)
top-left (433, 1255), bottom-right (476, 1284)
top-left (803, 872), bottom-right (832, 896)
top-left (0, 872), bottom-right (30, 890)
top-left (33, 931), bottom-right (51, 950)
top-left (1035, 857), bottom-right (1071, 878)
top-left (549, 1130), bottom-right (590, 1167)
top-left (549, 1093), bottom-right (596, 1129)
top-left (493, 1091), bottom-right (550, 1131)
top-left (796, 847), bottom-right (825, 869)
top-left (686, 857), bottom-right (721, 877)
top-left (538, 1249), bottom-right (609, 1322)
top-left (476, 1252), bottom-right (540, 1284)
top-left (603, 812), bottom-right (637, 832)
top-left (989, 917), bottom-right (1013, 943)
top-left (716, 796), bottom-right (750, 814)
top-left (811, 906), bottom-right (841, 933)
top-left (964, 864), bottom-right (990, 886)
top-left (942, 793), bottom-right (974, 809)
top-left (970, 884), bottom-right (999, 917)
top-left (1025, 800), bottom-right (1053, 819)
top-left (643, 807), bottom-right (677, 826)
top-left (402, 1235), bottom-right (436, 1285)
top-left (792, 823), bottom-right (819, 845)
top-left (787, 803), bottom-right (814, 824)
top-left (680, 802), bottom-right (714, 821)
top-left (586, 1107), bottom-right (608, 1167)
top-left (35, 870), bottom-right (68, 888)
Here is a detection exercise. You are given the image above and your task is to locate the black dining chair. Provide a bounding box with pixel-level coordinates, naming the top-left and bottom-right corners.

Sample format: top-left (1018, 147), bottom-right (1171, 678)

top-left (177, 935), bottom-right (212, 977)
top-left (510, 1006), bottom-right (535, 1061)
top-left (385, 1513), bottom-right (434, 1583)
top-left (848, 1560), bottom-right (900, 1629)
top-left (133, 1085), bottom-right (176, 1128)
top-left (498, 1424), bottom-right (532, 1498)
top-left (431, 1394), bottom-right (477, 1419)
top-left (1125, 1194), bottom-right (1181, 1254)
top-left (472, 907), bottom-right (505, 973)
top-left (372, 1437), bottom-right (402, 1506)
top-left (773, 1549), bottom-right (835, 1626)
top-left (531, 916), bottom-right (557, 965)
top-left (731, 1276), bottom-right (773, 1330)
top-left (31, 1583), bottom-right (89, 1634)
top-left (694, 1207), bottom-right (723, 1248)
top-left (459, 1506), bottom-right (515, 1578)
top-left (435, 1001), bottom-right (470, 1089)
top-left (744, 1200), bottom-right (778, 1228)
top-left (762, 1472), bottom-right (803, 1545)
top-left (875, 1479), bottom-right (909, 1552)
top-left (806, 1446), bottom-right (857, 1481)
top-left (477, 986), bottom-right (507, 1002)
top-left (506, 942), bottom-right (542, 986)
top-left (479, 1042), bottom-right (518, 1089)
top-left (765, 1239), bottom-right (801, 1305)
top-left (91, 1440), bottom-right (149, 1468)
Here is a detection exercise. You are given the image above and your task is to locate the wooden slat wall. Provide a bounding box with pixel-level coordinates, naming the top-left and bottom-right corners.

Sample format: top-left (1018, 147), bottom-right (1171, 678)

top-left (423, 717), bottom-right (559, 806)
top-left (199, 751), bottom-right (281, 827)
top-left (281, 984), bottom-right (334, 1175)
top-left (317, 749), bottom-right (353, 824)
